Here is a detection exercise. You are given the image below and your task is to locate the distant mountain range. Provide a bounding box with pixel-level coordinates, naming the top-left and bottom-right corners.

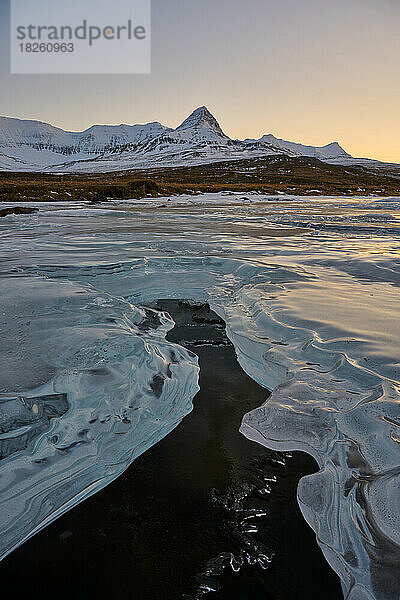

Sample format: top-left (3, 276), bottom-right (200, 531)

top-left (0, 106), bottom-right (396, 173)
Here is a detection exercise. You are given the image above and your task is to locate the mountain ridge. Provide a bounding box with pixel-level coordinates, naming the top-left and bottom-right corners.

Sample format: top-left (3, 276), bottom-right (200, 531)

top-left (0, 107), bottom-right (396, 173)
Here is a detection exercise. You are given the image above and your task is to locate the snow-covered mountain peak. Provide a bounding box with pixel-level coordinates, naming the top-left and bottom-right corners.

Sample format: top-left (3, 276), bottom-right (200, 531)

top-left (252, 133), bottom-right (350, 160)
top-left (0, 107), bottom-right (372, 173)
top-left (176, 106), bottom-right (228, 138)
top-left (320, 141), bottom-right (350, 158)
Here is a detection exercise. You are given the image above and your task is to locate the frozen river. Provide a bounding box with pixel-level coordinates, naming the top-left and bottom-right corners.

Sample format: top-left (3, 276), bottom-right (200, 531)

top-left (1, 193), bottom-right (400, 600)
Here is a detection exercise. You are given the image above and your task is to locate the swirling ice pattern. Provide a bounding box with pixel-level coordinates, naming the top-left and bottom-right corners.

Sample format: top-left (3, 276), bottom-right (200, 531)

top-left (1, 195), bottom-right (400, 600)
top-left (0, 273), bottom-right (199, 560)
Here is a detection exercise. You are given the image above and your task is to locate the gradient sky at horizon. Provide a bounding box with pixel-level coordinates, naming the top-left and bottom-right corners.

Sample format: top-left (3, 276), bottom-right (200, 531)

top-left (0, 0), bottom-right (399, 162)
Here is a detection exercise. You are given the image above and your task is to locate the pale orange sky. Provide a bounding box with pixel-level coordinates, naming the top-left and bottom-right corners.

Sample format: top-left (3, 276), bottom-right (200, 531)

top-left (1, 0), bottom-right (399, 163)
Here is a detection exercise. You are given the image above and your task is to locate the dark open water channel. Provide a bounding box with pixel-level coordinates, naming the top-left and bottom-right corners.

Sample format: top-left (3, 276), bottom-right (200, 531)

top-left (1, 301), bottom-right (342, 600)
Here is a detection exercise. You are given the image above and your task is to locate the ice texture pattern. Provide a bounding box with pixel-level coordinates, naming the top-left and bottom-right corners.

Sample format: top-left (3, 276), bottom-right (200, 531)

top-left (0, 192), bottom-right (400, 600)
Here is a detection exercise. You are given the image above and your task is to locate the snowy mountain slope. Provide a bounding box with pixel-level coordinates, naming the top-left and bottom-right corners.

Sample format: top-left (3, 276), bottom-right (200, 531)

top-left (0, 116), bottom-right (170, 167)
top-left (0, 106), bottom-right (395, 173)
top-left (246, 133), bottom-right (351, 160)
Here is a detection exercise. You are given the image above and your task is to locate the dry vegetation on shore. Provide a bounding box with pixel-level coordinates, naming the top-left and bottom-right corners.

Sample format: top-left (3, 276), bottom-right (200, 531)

top-left (1, 156), bottom-right (399, 203)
